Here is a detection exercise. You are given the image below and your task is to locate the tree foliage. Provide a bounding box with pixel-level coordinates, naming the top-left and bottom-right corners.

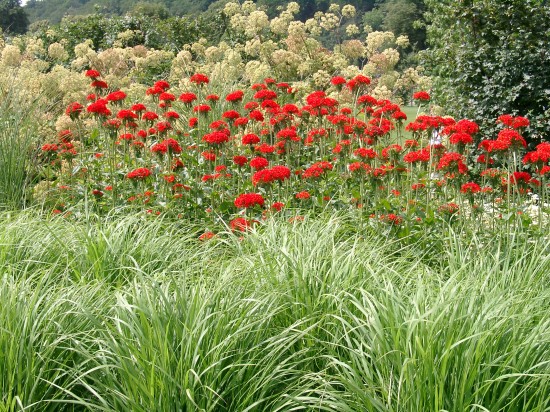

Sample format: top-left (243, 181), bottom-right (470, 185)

top-left (424, 0), bottom-right (550, 143)
top-left (363, 0), bottom-right (425, 49)
top-left (0, 0), bottom-right (28, 34)
top-left (24, 0), bottom-right (383, 24)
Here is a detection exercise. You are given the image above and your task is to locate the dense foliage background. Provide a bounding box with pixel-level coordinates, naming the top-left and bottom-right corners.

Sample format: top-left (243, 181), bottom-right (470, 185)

top-left (423, 0), bottom-right (550, 144)
top-left (24, 0), bottom-right (383, 24)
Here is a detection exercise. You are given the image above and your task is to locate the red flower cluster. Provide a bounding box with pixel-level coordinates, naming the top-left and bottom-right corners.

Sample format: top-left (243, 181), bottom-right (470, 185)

top-left (87, 99), bottom-right (111, 117)
top-left (190, 73), bottom-right (209, 85)
top-left (127, 168), bottom-right (151, 180)
top-left (413, 91), bottom-right (430, 101)
top-left (202, 131), bottom-right (230, 145)
top-left (497, 114), bottom-right (530, 129)
top-left (252, 165), bottom-right (291, 185)
top-left (460, 182), bottom-right (481, 194)
top-left (66, 102), bottom-right (84, 119)
top-left (302, 161), bottom-right (333, 179)
top-left (226, 90), bottom-right (244, 102)
top-left (437, 152), bottom-right (468, 174)
top-left (179, 92), bottom-right (197, 104)
top-left (234, 193), bottom-right (265, 209)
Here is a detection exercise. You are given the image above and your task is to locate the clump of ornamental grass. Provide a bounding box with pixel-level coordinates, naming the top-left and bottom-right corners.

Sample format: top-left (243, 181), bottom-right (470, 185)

top-left (0, 88), bottom-right (42, 210)
top-left (0, 210), bottom-right (548, 410)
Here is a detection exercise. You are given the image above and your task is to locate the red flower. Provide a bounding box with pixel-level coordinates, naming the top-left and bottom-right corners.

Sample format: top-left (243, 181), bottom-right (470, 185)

top-left (242, 133), bottom-right (260, 145)
top-left (302, 161), bottom-right (333, 179)
top-left (159, 92), bottom-right (176, 102)
top-left (151, 142), bottom-right (168, 154)
top-left (119, 133), bottom-right (134, 141)
top-left (234, 193), bottom-right (265, 209)
top-left (209, 120), bottom-right (228, 130)
top-left (127, 167), bottom-right (151, 179)
top-left (252, 169), bottom-right (272, 185)
top-left (146, 85), bottom-right (164, 96)
top-left (90, 80), bottom-right (108, 89)
top-left (233, 117), bottom-right (249, 127)
top-left (202, 151), bottom-right (216, 161)
top-left (106, 90), bottom-right (127, 103)
top-left (509, 171), bottom-right (532, 185)
top-left (331, 76), bottom-right (347, 87)
top-left (438, 203), bottom-right (460, 215)
top-left (437, 152), bottom-right (468, 174)
top-left (497, 114), bottom-right (530, 129)
top-left (189, 117), bottom-right (198, 128)
top-left (142, 111), bottom-right (159, 122)
top-left (249, 109), bottom-right (264, 122)
top-left (87, 99), bottom-right (111, 117)
top-left (347, 75), bottom-right (371, 91)
top-left (164, 111), bottom-right (180, 120)
top-left (392, 111), bottom-right (407, 121)
top-left (255, 143), bottom-right (275, 154)
top-left (179, 92), bottom-right (197, 104)
top-left (250, 157), bottom-right (269, 170)
top-left (460, 182), bottom-right (481, 194)
top-left (222, 110), bottom-right (240, 120)
top-left (282, 104), bottom-right (301, 115)
top-left (449, 132), bottom-right (473, 145)
top-left (206, 94), bottom-right (220, 102)
top-left (454, 119), bottom-right (479, 135)
top-left (156, 121), bottom-right (172, 133)
top-left (66, 102), bottom-right (84, 119)
top-left (190, 73), bottom-right (209, 85)
top-left (380, 214), bottom-right (403, 225)
top-left (202, 131), bottom-right (230, 145)
top-left (193, 104), bottom-right (211, 114)
top-left (413, 91), bottom-right (430, 101)
top-left (226, 90), bottom-right (244, 102)
top-left (131, 103), bottom-right (147, 112)
top-left (381, 144), bottom-right (403, 160)
top-left (229, 217), bottom-right (254, 232)
top-left (117, 109), bottom-right (138, 121)
top-left (42, 143), bottom-right (58, 152)
top-left (476, 154), bottom-right (494, 165)
top-left (349, 162), bottom-right (367, 173)
top-left (404, 139), bottom-right (419, 148)
top-left (154, 80), bottom-right (170, 91)
top-left (351, 148), bottom-right (375, 160)
top-left (233, 155), bottom-right (248, 166)
top-left (295, 191), bottom-right (311, 200)
top-left (497, 129), bottom-right (526, 150)
top-left (254, 89), bottom-right (278, 101)
top-left (199, 231), bottom-right (215, 241)
top-left (271, 202), bottom-right (284, 211)
top-left (357, 94), bottom-right (378, 106)
top-left (270, 165), bottom-right (291, 181)
top-left (164, 138), bottom-right (182, 153)
top-left (85, 69), bottom-right (101, 78)
top-left (244, 101), bottom-right (259, 110)
top-left (276, 128), bottom-right (299, 142)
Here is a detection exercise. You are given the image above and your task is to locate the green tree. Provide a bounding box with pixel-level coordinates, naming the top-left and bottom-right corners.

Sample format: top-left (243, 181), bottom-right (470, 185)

top-left (424, 0), bottom-right (550, 143)
top-left (130, 2), bottom-right (170, 19)
top-left (0, 0), bottom-right (28, 34)
top-left (382, 0), bottom-right (424, 48)
top-left (363, 0), bottom-right (425, 49)
top-left (362, 7), bottom-right (384, 31)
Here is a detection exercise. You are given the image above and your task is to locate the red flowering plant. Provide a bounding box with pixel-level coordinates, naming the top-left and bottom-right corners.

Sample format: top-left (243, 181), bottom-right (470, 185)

top-left (33, 70), bottom-right (549, 235)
